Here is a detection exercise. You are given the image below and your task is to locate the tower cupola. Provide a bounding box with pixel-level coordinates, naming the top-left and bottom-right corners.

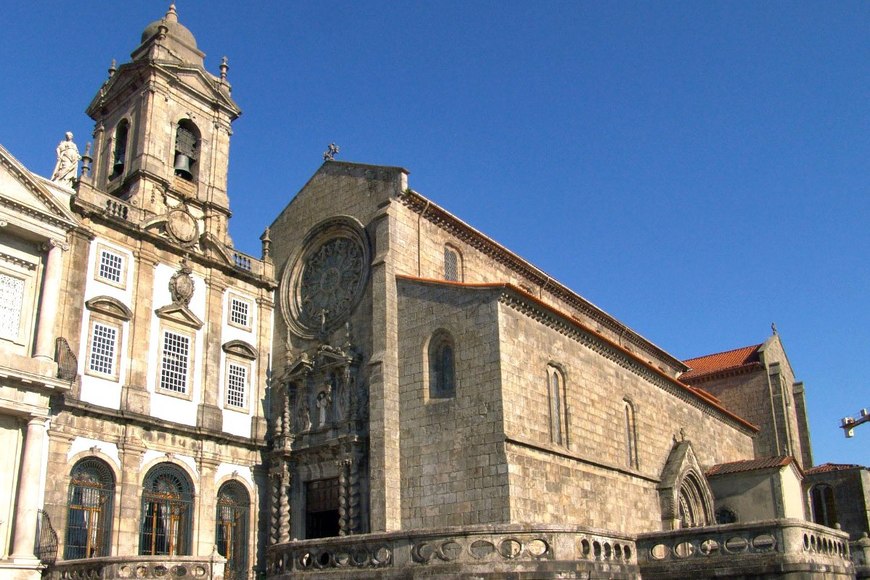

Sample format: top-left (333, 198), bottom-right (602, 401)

top-left (81, 4), bottom-right (241, 245)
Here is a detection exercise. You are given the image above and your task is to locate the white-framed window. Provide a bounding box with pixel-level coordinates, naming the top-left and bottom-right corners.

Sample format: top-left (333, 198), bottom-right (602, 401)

top-left (228, 295), bottom-right (252, 330)
top-left (87, 321), bottom-right (119, 378)
top-left (0, 272), bottom-right (26, 341)
top-left (225, 361), bottom-right (248, 410)
top-left (95, 245), bottom-right (126, 288)
top-left (159, 328), bottom-right (192, 396)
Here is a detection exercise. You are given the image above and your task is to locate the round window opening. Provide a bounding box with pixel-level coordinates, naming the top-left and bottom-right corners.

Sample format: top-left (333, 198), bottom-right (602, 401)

top-left (282, 219), bottom-right (370, 338)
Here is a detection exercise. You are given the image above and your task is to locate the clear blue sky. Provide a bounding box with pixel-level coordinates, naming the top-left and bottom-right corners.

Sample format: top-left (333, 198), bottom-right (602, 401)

top-left (1, 2), bottom-right (867, 466)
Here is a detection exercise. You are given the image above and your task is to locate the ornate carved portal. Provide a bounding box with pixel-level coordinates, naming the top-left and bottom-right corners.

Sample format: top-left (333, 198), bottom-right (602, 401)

top-left (269, 330), bottom-right (368, 544)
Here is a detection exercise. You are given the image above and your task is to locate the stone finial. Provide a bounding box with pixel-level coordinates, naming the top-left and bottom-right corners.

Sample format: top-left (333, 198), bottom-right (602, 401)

top-left (323, 142), bottom-right (340, 161)
top-left (260, 227), bottom-right (272, 259)
top-left (51, 132), bottom-right (81, 187)
top-left (165, 4), bottom-right (179, 23)
top-left (771, 322), bottom-right (778, 335)
top-left (81, 143), bottom-right (93, 177)
top-left (108, 59), bottom-right (117, 78)
top-left (220, 56), bottom-right (229, 81)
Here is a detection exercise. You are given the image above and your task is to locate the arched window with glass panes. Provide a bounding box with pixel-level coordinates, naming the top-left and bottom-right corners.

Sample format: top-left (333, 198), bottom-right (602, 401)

top-left (428, 330), bottom-right (456, 399)
top-left (216, 481), bottom-right (250, 580)
top-left (65, 458), bottom-right (115, 559)
top-left (443, 246), bottom-right (462, 282)
top-left (547, 365), bottom-right (567, 446)
top-left (624, 399), bottom-right (639, 469)
top-left (139, 463), bottom-right (194, 556)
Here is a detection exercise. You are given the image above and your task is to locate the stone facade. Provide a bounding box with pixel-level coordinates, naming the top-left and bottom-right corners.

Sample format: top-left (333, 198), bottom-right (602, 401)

top-left (0, 5), bottom-right (866, 579)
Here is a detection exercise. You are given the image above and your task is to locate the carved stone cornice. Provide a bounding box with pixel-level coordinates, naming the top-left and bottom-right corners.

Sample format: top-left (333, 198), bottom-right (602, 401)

top-left (496, 288), bottom-right (756, 435)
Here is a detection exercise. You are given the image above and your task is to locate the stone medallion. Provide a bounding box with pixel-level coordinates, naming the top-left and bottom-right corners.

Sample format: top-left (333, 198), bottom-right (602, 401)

top-left (282, 218), bottom-right (370, 338)
top-left (166, 207), bottom-right (199, 246)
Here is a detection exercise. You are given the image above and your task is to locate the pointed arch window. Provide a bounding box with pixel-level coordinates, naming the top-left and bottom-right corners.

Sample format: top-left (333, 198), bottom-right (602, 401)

top-left (428, 330), bottom-right (456, 399)
top-left (547, 365), bottom-right (567, 446)
top-left (64, 458), bottom-right (115, 559)
top-left (139, 463), bottom-right (194, 556)
top-left (216, 482), bottom-right (250, 580)
top-left (624, 399), bottom-right (639, 469)
top-left (810, 483), bottom-right (838, 528)
top-left (173, 120), bottom-right (200, 182)
top-left (111, 119), bottom-right (129, 179)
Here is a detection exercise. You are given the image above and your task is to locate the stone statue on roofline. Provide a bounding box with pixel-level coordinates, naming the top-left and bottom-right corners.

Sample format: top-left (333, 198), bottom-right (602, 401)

top-left (51, 132), bottom-right (81, 187)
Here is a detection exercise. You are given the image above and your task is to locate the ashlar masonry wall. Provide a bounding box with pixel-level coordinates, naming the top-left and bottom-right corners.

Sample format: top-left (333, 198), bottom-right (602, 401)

top-left (497, 297), bottom-right (756, 535)
top-left (396, 281), bottom-right (509, 529)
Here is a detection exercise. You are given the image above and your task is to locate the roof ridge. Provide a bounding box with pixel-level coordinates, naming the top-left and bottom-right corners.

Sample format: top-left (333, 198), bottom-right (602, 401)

top-left (684, 342), bottom-right (763, 363)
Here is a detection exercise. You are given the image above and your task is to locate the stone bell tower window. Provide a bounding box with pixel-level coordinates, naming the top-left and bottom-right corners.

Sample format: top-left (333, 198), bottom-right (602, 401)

top-left (111, 119), bottom-right (129, 179)
top-left (173, 120), bottom-right (199, 181)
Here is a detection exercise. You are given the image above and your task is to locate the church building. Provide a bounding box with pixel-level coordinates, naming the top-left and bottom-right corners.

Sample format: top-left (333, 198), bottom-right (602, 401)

top-left (0, 5), bottom-right (866, 580)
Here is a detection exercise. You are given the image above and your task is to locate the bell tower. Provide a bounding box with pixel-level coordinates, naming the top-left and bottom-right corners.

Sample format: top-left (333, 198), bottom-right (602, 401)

top-left (83, 4), bottom-right (241, 244)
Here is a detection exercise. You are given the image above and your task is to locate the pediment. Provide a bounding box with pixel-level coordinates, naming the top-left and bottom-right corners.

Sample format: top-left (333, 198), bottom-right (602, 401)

top-left (86, 295), bottom-right (133, 321)
top-left (155, 303), bottom-right (203, 329)
top-left (222, 340), bottom-right (258, 360)
top-left (0, 144), bottom-right (78, 230)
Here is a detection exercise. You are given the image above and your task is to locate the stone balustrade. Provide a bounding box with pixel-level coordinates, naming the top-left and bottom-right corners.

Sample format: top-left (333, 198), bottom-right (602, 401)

top-left (267, 524), bottom-right (640, 579)
top-left (636, 518), bottom-right (854, 579)
top-left (44, 555), bottom-right (226, 580)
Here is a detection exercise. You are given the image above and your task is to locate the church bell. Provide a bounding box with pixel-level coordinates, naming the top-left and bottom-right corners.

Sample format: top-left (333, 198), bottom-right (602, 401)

top-left (173, 152), bottom-right (193, 180)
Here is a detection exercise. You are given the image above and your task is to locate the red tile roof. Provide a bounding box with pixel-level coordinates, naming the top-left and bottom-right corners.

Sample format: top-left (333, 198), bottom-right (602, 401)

top-left (707, 456), bottom-right (794, 477)
top-left (681, 344), bottom-right (763, 381)
top-left (805, 463), bottom-right (866, 475)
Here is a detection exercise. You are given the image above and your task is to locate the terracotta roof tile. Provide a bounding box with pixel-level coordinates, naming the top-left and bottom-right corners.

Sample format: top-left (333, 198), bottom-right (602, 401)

top-left (707, 456), bottom-right (794, 477)
top-left (681, 344), bottom-right (763, 381)
top-left (805, 463), bottom-right (866, 475)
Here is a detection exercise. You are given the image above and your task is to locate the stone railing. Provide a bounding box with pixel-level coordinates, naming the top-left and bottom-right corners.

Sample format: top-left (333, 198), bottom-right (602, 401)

top-left (44, 555), bottom-right (226, 580)
top-left (267, 524), bottom-right (640, 578)
top-left (637, 518), bottom-right (854, 579)
top-left (74, 186), bottom-right (143, 224)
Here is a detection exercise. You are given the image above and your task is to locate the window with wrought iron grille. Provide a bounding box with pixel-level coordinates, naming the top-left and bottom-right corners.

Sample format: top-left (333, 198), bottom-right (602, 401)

top-left (229, 296), bottom-right (250, 329)
top-left (88, 322), bottom-right (118, 377)
top-left (160, 330), bottom-right (190, 394)
top-left (139, 463), bottom-right (193, 556)
top-left (65, 458), bottom-right (115, 559)
top-left (97, 249), bottom-right (124, 285)
top-left (216, 481), bottom-right (250, 579)
top-left (226, 362), bottom-right (247, 409)
top-left (444, 246), bottom-right (460, 282)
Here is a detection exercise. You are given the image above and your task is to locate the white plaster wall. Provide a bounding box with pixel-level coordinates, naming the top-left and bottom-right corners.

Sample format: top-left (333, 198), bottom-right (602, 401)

top-left (141, 449), bottom-right (199, 480)
top-left (147, 263), bottom-right (206, 426)
top-left (215, 463), bottom-right (254, 490)
top-left (219, 289), bottom-right (258, 437)
top-left (781, 466), bottom-right (807, 519)
top-left (67, 436), bottom-right (121, 470)
top-left (78, 237), bottom-right (135, 410)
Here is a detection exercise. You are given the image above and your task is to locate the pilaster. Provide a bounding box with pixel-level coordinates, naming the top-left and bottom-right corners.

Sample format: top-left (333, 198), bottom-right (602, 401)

top-left (198, 272), bottom-right (226, 431)
top-left (122, 247), bottom-right (158, 414)
top-left (366, 203), bottom-right (401, 532)
top-left (116, 427), bottom-right (146, 553)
